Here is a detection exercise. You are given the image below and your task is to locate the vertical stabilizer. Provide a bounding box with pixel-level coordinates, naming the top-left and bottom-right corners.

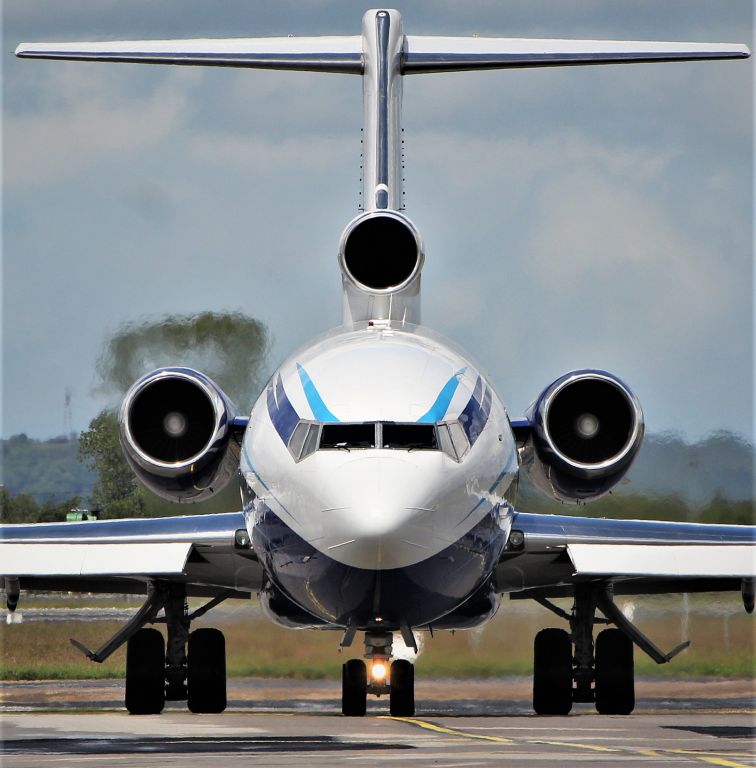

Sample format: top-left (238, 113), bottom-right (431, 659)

top-left (360, 9), bottom-right (404, 213)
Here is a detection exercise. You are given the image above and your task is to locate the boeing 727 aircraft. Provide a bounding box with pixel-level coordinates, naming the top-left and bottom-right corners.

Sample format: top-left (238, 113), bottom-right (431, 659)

top-left (2, 9), bottom-right (753, 718)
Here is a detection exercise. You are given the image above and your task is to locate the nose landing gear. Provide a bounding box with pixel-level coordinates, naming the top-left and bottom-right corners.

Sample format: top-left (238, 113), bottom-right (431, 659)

top-left (341, 630), bottom-right (416, 716)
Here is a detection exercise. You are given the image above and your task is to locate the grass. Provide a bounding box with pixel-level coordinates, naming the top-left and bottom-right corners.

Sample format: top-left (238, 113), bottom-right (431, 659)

top-left (1, 594), bottom-right (753, 680)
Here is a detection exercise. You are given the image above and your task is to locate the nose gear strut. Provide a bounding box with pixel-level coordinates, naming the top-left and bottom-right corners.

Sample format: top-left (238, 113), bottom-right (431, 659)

top-left (340, 627), bottom-right (416, 717)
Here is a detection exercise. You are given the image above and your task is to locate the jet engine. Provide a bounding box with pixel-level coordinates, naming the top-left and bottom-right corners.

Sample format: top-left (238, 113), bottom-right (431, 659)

top-left (339, 210), bottom-right (424, 293)
top-left (119, 367), bottom-right (241, 502)
top-left (520, 370), bottom-right (644, 503)
top-left (338, 210), bottom-right (424, 324)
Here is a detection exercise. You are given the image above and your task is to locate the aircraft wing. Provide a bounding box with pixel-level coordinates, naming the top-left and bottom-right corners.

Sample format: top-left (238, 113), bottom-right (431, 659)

top-left (497, 511), bottom-right (755, 599)
top-left (0, 511), bottom-right (262, 599)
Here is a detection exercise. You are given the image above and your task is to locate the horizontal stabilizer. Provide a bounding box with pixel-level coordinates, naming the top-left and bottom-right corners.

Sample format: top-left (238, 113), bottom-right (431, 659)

top-left (15, 36), bottom-right (363, 73)
top-left (403, 36), bottom-right (750, 73)
top-left (568, 543), bottom-right (756, 579)
top-left (17, 35), bottom-right (750, 75)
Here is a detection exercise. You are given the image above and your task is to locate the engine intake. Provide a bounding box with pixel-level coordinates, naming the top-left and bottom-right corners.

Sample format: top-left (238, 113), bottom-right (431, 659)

top-left (339, 210), bottom-right (423, 293)
top-left (522, 370), bottom-right (644, 503)
top-left (120, 368), bottom-right (240, 502)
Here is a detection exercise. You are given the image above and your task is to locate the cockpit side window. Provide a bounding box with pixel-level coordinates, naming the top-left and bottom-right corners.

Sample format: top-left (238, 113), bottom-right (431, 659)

top-left (301, 423), bottom-right (321, 458)
top-left (287, 420), bottom-right (321, 461)
top-left (288, 420), bottom-right (310, 460)
top-left (448, 421), bottom-right (470, 460)
top-left (382, 423), bottom-right (438, 450)
top-left (437, 423), bottom-right (455, 459)
top-left (437, 420), bottom-right (470, 462)
top-left (320, 423), bottom-right (376, 450)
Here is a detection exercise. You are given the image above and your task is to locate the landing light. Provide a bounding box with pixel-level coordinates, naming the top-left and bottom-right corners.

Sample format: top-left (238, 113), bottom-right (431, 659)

top-left (371, 661), bottom-right (387, 681)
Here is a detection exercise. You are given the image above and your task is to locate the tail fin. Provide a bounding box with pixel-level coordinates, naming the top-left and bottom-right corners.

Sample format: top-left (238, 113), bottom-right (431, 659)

top-left (16, 9), bottom-right (750, 217)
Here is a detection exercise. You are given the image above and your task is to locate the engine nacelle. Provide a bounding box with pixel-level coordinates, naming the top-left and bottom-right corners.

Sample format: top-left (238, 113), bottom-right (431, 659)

top-left (338, 210), bottom-right (424, 325)
top-left (339, 210), bottom-right (424, 293)
top-left (521, 370), bottom-right (644, 503)
top-left (119, 367), bottom-right (241, 502)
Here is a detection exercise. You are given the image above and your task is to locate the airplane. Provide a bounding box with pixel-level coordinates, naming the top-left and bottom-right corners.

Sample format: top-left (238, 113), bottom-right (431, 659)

top-left (2, 8), bottom-right (753, 718)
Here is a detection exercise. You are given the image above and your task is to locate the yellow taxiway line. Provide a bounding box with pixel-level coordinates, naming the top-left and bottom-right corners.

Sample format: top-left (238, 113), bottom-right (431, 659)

top-left (387, 716), bottom-right (755, 766)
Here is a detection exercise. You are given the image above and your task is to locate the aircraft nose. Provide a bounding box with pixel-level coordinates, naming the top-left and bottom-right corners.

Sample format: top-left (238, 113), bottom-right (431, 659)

top-left (317, 454), bottom-right (444, 570)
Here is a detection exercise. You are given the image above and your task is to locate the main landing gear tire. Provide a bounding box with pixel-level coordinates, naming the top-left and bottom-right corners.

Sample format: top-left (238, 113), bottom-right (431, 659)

top-left (125, 628), bottom-right (165, 715)
top-left (532, 628), bottom-right (573, 715)
top-left (389, 659), bottom-right (414, 717)
top-left (342, 659), bottom-right (367, 717)
top-left (187, 628), bottom-right (227, 714)
top-left (595, 628), bottom-right (635, 715)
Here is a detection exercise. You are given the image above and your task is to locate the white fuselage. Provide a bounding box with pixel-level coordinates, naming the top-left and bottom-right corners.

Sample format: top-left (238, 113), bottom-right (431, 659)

top-left (239, 322), bottom-right (517, 629)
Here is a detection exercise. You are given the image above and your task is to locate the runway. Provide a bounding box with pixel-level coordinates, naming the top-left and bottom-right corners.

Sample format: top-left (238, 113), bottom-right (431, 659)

top-left (1, 678), bottom-right (754, 767)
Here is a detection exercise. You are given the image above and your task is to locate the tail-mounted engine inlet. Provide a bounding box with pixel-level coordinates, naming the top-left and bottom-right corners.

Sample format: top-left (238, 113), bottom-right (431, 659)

top-left (339, 210), bottom-right (424, 293)
top-left (338, 211), bottom-right (424, 326)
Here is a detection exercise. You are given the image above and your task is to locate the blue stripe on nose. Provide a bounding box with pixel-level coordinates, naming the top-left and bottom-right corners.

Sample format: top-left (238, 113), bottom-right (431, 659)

top-left (297, 363), bottom-right (339, 422)
top-left (417, 368), bottom-right (466, 423)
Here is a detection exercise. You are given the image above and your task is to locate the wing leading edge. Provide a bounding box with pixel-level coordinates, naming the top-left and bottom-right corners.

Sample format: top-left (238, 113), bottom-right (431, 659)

top-left (0, 511), bottom-right (262, 597)
top-left (497, 510), bottom-right (755, 598)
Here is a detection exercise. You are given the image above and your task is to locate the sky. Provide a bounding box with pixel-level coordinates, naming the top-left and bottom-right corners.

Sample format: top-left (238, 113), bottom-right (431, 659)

top-left (2, 1), bottom-right (753, 443)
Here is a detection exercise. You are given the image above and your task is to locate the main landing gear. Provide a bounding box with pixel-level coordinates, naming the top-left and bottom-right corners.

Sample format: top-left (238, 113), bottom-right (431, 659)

top-left (532, 584), bottom-right (690, 716)
top-left (341, 629), bottom-right (416, 717)
top-left (70, 581), bottom-right (231, 715)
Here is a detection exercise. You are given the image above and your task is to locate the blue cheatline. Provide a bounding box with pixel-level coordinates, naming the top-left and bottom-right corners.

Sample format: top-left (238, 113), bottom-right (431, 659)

top-left (459, 375), bottom-right (492, 446)
top-left (417, 368), bottom-right (466, 423)
top-left (267, 374), bottom-right (299, 444)
top-left (297, 363), bottom-right (339, 423)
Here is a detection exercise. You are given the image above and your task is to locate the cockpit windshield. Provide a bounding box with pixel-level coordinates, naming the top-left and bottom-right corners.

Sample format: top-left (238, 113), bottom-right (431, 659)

top-left (287, 420), bottom-right (469, 461)
top-left (382, 423), bottom-right (437, 450)
top-left (320, 423), bottom-right (376, 450)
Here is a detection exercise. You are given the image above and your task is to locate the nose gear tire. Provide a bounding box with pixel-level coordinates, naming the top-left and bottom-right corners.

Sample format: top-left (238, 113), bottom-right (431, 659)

top-left (389, 659), bottom-right (415, 716)
top-left (342, 658), bottom-right (368, 716)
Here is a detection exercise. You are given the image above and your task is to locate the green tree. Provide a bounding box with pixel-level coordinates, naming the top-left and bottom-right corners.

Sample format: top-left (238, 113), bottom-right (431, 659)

top-left (0, 487), bottom-right (81, 523)
top-left (698, 494), bottom-right (754, 525)
top-left (77, 311), bottom-right (268, 519)
top-left (79, 409), bottom-right (147, 518)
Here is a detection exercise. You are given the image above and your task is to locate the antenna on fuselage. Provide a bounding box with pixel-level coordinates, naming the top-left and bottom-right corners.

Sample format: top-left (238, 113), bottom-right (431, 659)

top-left (15, 8), bottom-right (750, 219)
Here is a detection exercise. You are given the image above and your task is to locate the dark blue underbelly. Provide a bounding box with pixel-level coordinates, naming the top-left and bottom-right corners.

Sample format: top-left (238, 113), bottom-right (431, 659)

top-left (250, 502), bottom-right (508, 630)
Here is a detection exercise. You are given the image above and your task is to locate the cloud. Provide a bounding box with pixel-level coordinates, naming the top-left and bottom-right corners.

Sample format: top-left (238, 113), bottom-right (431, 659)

top-left (188, 132), bottom-right (352, 175)
top-left (525, 168), bottom-right (729, 327)
top-left (4, 68), bottom-right (198, 188)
